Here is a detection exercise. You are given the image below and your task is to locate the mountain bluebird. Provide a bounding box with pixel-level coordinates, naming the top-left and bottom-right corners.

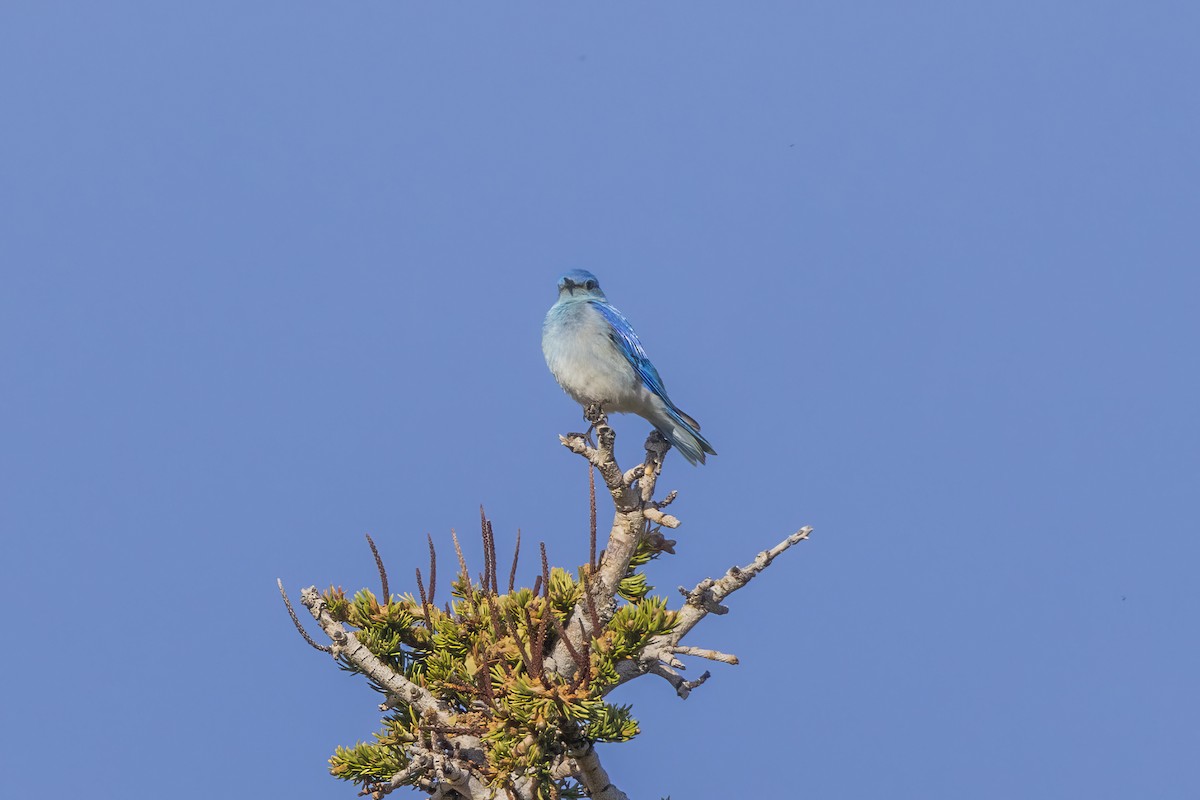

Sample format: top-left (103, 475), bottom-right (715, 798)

top-left (542, 270), bottom-right (717, 465)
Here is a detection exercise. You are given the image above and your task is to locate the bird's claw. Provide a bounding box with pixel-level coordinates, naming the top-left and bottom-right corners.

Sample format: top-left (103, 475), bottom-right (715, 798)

top-left (576, 403), bottom-right (610, 444)
top-left (583, 403), bottom-right (607, 427)
top-left (645, 429), bottom-right (670, 454)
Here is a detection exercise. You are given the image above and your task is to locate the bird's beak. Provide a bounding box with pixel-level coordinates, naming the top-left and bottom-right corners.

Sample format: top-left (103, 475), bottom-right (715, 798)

top-left (562, 280), bottom-right (577, 295)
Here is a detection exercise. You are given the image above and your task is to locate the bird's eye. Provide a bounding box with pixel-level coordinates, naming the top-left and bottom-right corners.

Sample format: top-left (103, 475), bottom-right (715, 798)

top-left (585, 280), bottom-right (597, 290)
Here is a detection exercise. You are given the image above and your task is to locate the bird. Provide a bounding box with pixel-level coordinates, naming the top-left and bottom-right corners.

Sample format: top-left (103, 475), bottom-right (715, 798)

top-left (542, 269), bottom-right (716, 465)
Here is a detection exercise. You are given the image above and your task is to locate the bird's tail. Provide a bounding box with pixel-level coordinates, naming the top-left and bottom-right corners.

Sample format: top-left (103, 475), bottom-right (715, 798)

top-left (653, 403), bottom-right (717, 466)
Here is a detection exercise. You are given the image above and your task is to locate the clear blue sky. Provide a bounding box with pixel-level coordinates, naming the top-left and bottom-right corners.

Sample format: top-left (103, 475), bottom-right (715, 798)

top-left (3, 3), bottom-right (1197, 798)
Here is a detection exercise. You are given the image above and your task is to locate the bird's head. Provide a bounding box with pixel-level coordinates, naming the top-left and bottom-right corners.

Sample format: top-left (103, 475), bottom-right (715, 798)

top-left (556, 269), bottom-right (606, 300)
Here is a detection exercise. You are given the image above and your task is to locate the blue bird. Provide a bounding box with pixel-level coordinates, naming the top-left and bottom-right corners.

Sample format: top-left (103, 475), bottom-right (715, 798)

top-left (542, 269), bottom-right (716, 465)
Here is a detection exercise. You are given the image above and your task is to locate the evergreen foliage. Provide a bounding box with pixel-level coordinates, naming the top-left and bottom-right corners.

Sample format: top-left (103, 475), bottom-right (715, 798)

top-left (324, 513), bottom-right (676, 798)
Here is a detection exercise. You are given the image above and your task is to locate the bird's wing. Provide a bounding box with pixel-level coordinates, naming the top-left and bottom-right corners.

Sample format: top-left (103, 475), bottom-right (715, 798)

top-left (589, 299), bottom-right (669, 399)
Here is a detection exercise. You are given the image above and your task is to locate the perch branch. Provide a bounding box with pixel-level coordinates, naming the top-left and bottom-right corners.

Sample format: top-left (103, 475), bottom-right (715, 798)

top-left (550, 419), bottom-right (670, 676)
top-left (588, 463), bottom-right (598, 571)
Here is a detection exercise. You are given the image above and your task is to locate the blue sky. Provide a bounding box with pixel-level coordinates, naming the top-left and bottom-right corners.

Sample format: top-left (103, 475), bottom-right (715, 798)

top-left (3, 3), bottom-right (1198, 798)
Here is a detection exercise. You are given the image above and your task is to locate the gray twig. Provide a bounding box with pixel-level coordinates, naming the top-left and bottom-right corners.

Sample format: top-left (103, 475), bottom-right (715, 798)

top-left (277, 579), bottom-right (332, 653)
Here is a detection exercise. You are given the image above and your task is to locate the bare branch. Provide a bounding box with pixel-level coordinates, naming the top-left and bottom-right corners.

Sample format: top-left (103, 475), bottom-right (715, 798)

top-left (550, 417), bottom-right (676, 677)
top-left (642, 660), bottom-right (713, 699)
top-left (298, 586), bottom-right (448, 720)
top-left (615, 526), bottom-right (813, 690)
top-left (643, 507), bottom-right (680, 528)
top-left (550, 756), bottom-right (580, 782)
top-left (672, 645), bottom-right (739, 665)
top-left (588, 464), bottom-right (597, 572)
top-left (432, 751), bottom-right (491, 800)
top-left (566, 736), bottom-right (629, 800)
top-left (671, 527), bottom-right (814, 642)
top-left (621, 465), bottom-right (645, 486)
top-left (277, 579), bottom-right (332, 653)
top-left (362, 754), bottom-right (430, 799)
top-left (558, 413), bottom-right (633, 509)
top-left (676, 579), bottom-right (729, 616)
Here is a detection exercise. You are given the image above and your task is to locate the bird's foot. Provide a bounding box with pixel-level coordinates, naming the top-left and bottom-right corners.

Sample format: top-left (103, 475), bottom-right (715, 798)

top-left (565, 430), bottom-right (594, 447)
top-left (583, 402), bottom-right (608, 428)
top-left (575, 403), bottom-right (609, 445)
top-left (644, 430), bottom-right (671, 472)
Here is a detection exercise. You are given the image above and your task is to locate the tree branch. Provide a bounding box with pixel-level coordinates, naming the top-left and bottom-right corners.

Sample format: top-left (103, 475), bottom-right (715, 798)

top-left (363, 754), bottom-right (431, 799)
top-left (671, 526), bottom-right (813, 642)
top-left (615, 526), bottom-right (814, 690)
top-left (671, 645), bottom-right (739, 665)
top-left (566, 737), bottom-right (630, 800)
top-left (296, 587), bottom-right (504, 798)
top-left (550, 416), bottom-right (671, 675)
top-left (298, 587), bottom-right (452, 722)
top-left (433, 751), bottom-right (491, 799)
top-left (288, 413), bottom-right (812, 798)
top-left (278, 579), bottom-right (332, 653)
top-left (646, 661), bottom-right (712, 699)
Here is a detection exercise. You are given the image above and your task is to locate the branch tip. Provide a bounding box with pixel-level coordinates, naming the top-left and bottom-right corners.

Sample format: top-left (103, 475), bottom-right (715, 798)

top-left (277, 579), bottom-right (332, 653)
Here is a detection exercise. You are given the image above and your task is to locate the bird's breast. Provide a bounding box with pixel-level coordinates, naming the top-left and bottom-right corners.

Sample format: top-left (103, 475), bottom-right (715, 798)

top-left (543, 304), bottom-right (644, 409)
